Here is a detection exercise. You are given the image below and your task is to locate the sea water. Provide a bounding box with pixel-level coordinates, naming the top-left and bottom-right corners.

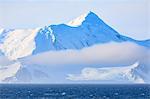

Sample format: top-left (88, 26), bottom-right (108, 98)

top-left (0, 84), bottom-right (150, 99)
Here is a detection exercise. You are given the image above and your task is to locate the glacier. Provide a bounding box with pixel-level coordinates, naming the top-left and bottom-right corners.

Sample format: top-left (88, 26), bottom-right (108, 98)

top-left (66, 62), bottom-right (144, 83)
top-left (0, 11), bottom-right (149, 83)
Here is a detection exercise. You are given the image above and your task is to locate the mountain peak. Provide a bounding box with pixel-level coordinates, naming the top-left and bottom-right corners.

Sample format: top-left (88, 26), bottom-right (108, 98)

top-left (83, 11), bottom-right (105, 25)
top-left (67, 11), bottom-right (104, 27)
top-left (86, 11), bottom-right (99, 18)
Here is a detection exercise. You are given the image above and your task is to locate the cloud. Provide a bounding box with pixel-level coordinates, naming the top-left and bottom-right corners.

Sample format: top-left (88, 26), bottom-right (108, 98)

top-left (22, 42), bottom-right (149, 67)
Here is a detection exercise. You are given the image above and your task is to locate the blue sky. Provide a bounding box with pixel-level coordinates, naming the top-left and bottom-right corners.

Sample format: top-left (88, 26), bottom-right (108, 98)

top-left (0, 0), bottom-right (149, 40)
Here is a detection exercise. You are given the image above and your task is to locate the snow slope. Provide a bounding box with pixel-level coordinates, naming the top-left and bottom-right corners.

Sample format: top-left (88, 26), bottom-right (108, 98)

top-left (0, 29), bottom-right (39, 60)
top-left (67, 13), bottom-right (88, 27)
top-left (0, 62), bottom-right (21, 82)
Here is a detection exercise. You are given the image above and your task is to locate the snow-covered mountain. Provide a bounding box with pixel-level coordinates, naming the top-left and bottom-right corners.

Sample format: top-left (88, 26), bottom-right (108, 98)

top-left (0, 11), bottom-right (149, 83)
top-left (0, 11), bottom-right (149, 60)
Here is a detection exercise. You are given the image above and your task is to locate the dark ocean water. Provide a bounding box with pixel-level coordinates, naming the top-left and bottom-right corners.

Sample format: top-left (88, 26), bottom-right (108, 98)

top-left (0, 84), bottom-right (150, 99)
